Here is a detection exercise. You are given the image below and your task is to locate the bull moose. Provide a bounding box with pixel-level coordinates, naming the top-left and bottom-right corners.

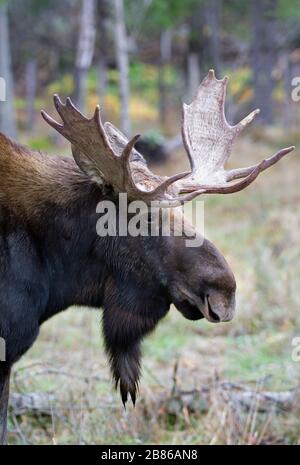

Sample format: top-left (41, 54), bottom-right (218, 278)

top-left (0, 70), bottom-right (294, 444)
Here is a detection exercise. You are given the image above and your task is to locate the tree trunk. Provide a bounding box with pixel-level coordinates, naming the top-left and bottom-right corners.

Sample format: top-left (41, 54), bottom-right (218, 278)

top-left (282, 53), bottom-right (292, 129)
top-left (97, 1), bottom-right (110, 111)
top-left (186, 52), bottom-right (200, 102)
top-left (25, 58), bottom-right (37, 133)
top-left (98, 55), bottom-right (108, 104)
top-left (114, 0), bottom-right (131, 136)
top-left (251, 0), bottom-right (278, 125)
top-left (75, 0), bottom-right (96, 111)
top-left (203, 0), bottom-right (221, 76)
top-left (0, 3), bottom-right (17, 139)
top-left (158, 29), bottom-right (172, 128)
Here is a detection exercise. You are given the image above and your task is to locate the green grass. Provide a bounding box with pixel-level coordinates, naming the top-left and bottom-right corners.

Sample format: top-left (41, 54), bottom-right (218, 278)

top-left (225, 332), bottom-right (299, 386)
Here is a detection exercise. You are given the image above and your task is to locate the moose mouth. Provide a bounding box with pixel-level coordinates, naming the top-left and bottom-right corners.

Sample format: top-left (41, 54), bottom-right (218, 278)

top-left (173, 294), bottom-right (221, 323)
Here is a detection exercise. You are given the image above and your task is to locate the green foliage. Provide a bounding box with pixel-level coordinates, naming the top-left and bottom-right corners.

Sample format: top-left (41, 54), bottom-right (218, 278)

top-left (277, 0), bottom-right (300, 19)
top-left (222, 0), bottom-right (251, 40)
top-left (19, 0), bottom-right (53, 14)
top-left (146, 0), bottom-right (199, 28)
top-left (126, 0), bottom-right (201, 31)
top-left (27, 136), bottom-right (53, 151)
top-left (47, 74), bottom-right (74, 96)
top-left (141, 129), bottom-right (165, 146)
top-left (129, 62), bottom-right (178, 94)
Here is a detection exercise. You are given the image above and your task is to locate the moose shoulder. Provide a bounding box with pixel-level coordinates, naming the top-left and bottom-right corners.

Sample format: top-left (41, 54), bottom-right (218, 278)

top-left (0, 70), bottom-right (294, 444)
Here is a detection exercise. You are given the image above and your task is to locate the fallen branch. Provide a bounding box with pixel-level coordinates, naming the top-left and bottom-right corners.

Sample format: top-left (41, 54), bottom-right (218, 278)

top-left (9, 392), bottom-right (55, 416)
top-left (165, 376), bottom-right (299, 416)
top-left (223, 389), bottom-right (296, 412)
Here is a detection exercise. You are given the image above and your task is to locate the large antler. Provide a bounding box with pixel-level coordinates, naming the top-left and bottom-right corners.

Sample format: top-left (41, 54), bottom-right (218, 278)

top-left (177, 69), bottom-right (295, 194)
top-left (41, 96), bottom-right (195, 206)
top-left (41, 71), bottom-right (294, 206)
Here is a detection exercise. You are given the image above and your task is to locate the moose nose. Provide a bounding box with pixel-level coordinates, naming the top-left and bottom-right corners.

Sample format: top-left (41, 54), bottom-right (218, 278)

top-left (203, 295), bottom-right (235, 323)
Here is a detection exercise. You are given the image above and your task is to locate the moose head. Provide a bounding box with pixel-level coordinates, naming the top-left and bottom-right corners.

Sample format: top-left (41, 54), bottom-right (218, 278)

top-left (39, 70), bottom-right (294, 405)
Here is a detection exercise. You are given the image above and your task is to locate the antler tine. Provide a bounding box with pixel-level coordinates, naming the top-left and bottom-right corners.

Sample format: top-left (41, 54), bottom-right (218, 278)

top-left (233, 108), bottom-right (260, 133)
top-left (206, 69), bottom-right (228, 104)
top-left (157, 187), bottom-right (209, 208)
top-left (120, 134), bottom-right (142, 192)
top-left (121, 134), bottom-right (141, 165)
top-left (53, 94), bottom-right (65, 118)
top-left (42, 95), bottom-right (90, 140)
top-left (53, 94), bottom-right (68, 119)
top-left (53, 95), bottom-right (85, 123)
top-left (93, 105), bottom-right (116, 157)
top-left (41, 110), bottom-right (63, 133)
top-left (198, 160), bottom-right (266, 194)
top-left (147, 171), bottom-right (191, 198)
top-left (66, 96), bottom-right (77, 110)
top-left (226, 146), bottom-right (295, 182)
top-left (118, 133), bottom-right (193, 204)
top-left (178, 152), bottom-right (292, 196)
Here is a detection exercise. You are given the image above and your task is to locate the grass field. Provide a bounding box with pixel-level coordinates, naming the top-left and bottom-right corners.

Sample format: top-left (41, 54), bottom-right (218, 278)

top-left (8, 135), bottom-right (300, 445)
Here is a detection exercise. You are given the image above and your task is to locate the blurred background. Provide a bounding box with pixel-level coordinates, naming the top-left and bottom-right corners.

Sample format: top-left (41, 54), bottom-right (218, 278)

top-left (0, 0), bottom-right (300, 445)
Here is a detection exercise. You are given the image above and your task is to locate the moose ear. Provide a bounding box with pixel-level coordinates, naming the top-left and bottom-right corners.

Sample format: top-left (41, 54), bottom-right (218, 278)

top-left (71, 145), bottom-right (105, 186)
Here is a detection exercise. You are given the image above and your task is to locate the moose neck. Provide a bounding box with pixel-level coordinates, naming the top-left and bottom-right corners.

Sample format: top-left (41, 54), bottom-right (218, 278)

top-left (34, 171), bottom-right (109, 324)
top-left (0, 136), bottom-right (107, 322)
top-left (38, 182), bottom-right (107, 323)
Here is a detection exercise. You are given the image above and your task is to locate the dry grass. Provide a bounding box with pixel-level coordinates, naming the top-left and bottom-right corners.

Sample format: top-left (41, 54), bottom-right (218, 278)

top-left (7, 135), bottom-right (300, 445)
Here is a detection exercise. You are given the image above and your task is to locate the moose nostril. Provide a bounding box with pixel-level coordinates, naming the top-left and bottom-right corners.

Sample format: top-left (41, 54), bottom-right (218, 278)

top-left (206, 295), bottom-right (221, 322)
top-left (200, 293), bottom-right (205, 304)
